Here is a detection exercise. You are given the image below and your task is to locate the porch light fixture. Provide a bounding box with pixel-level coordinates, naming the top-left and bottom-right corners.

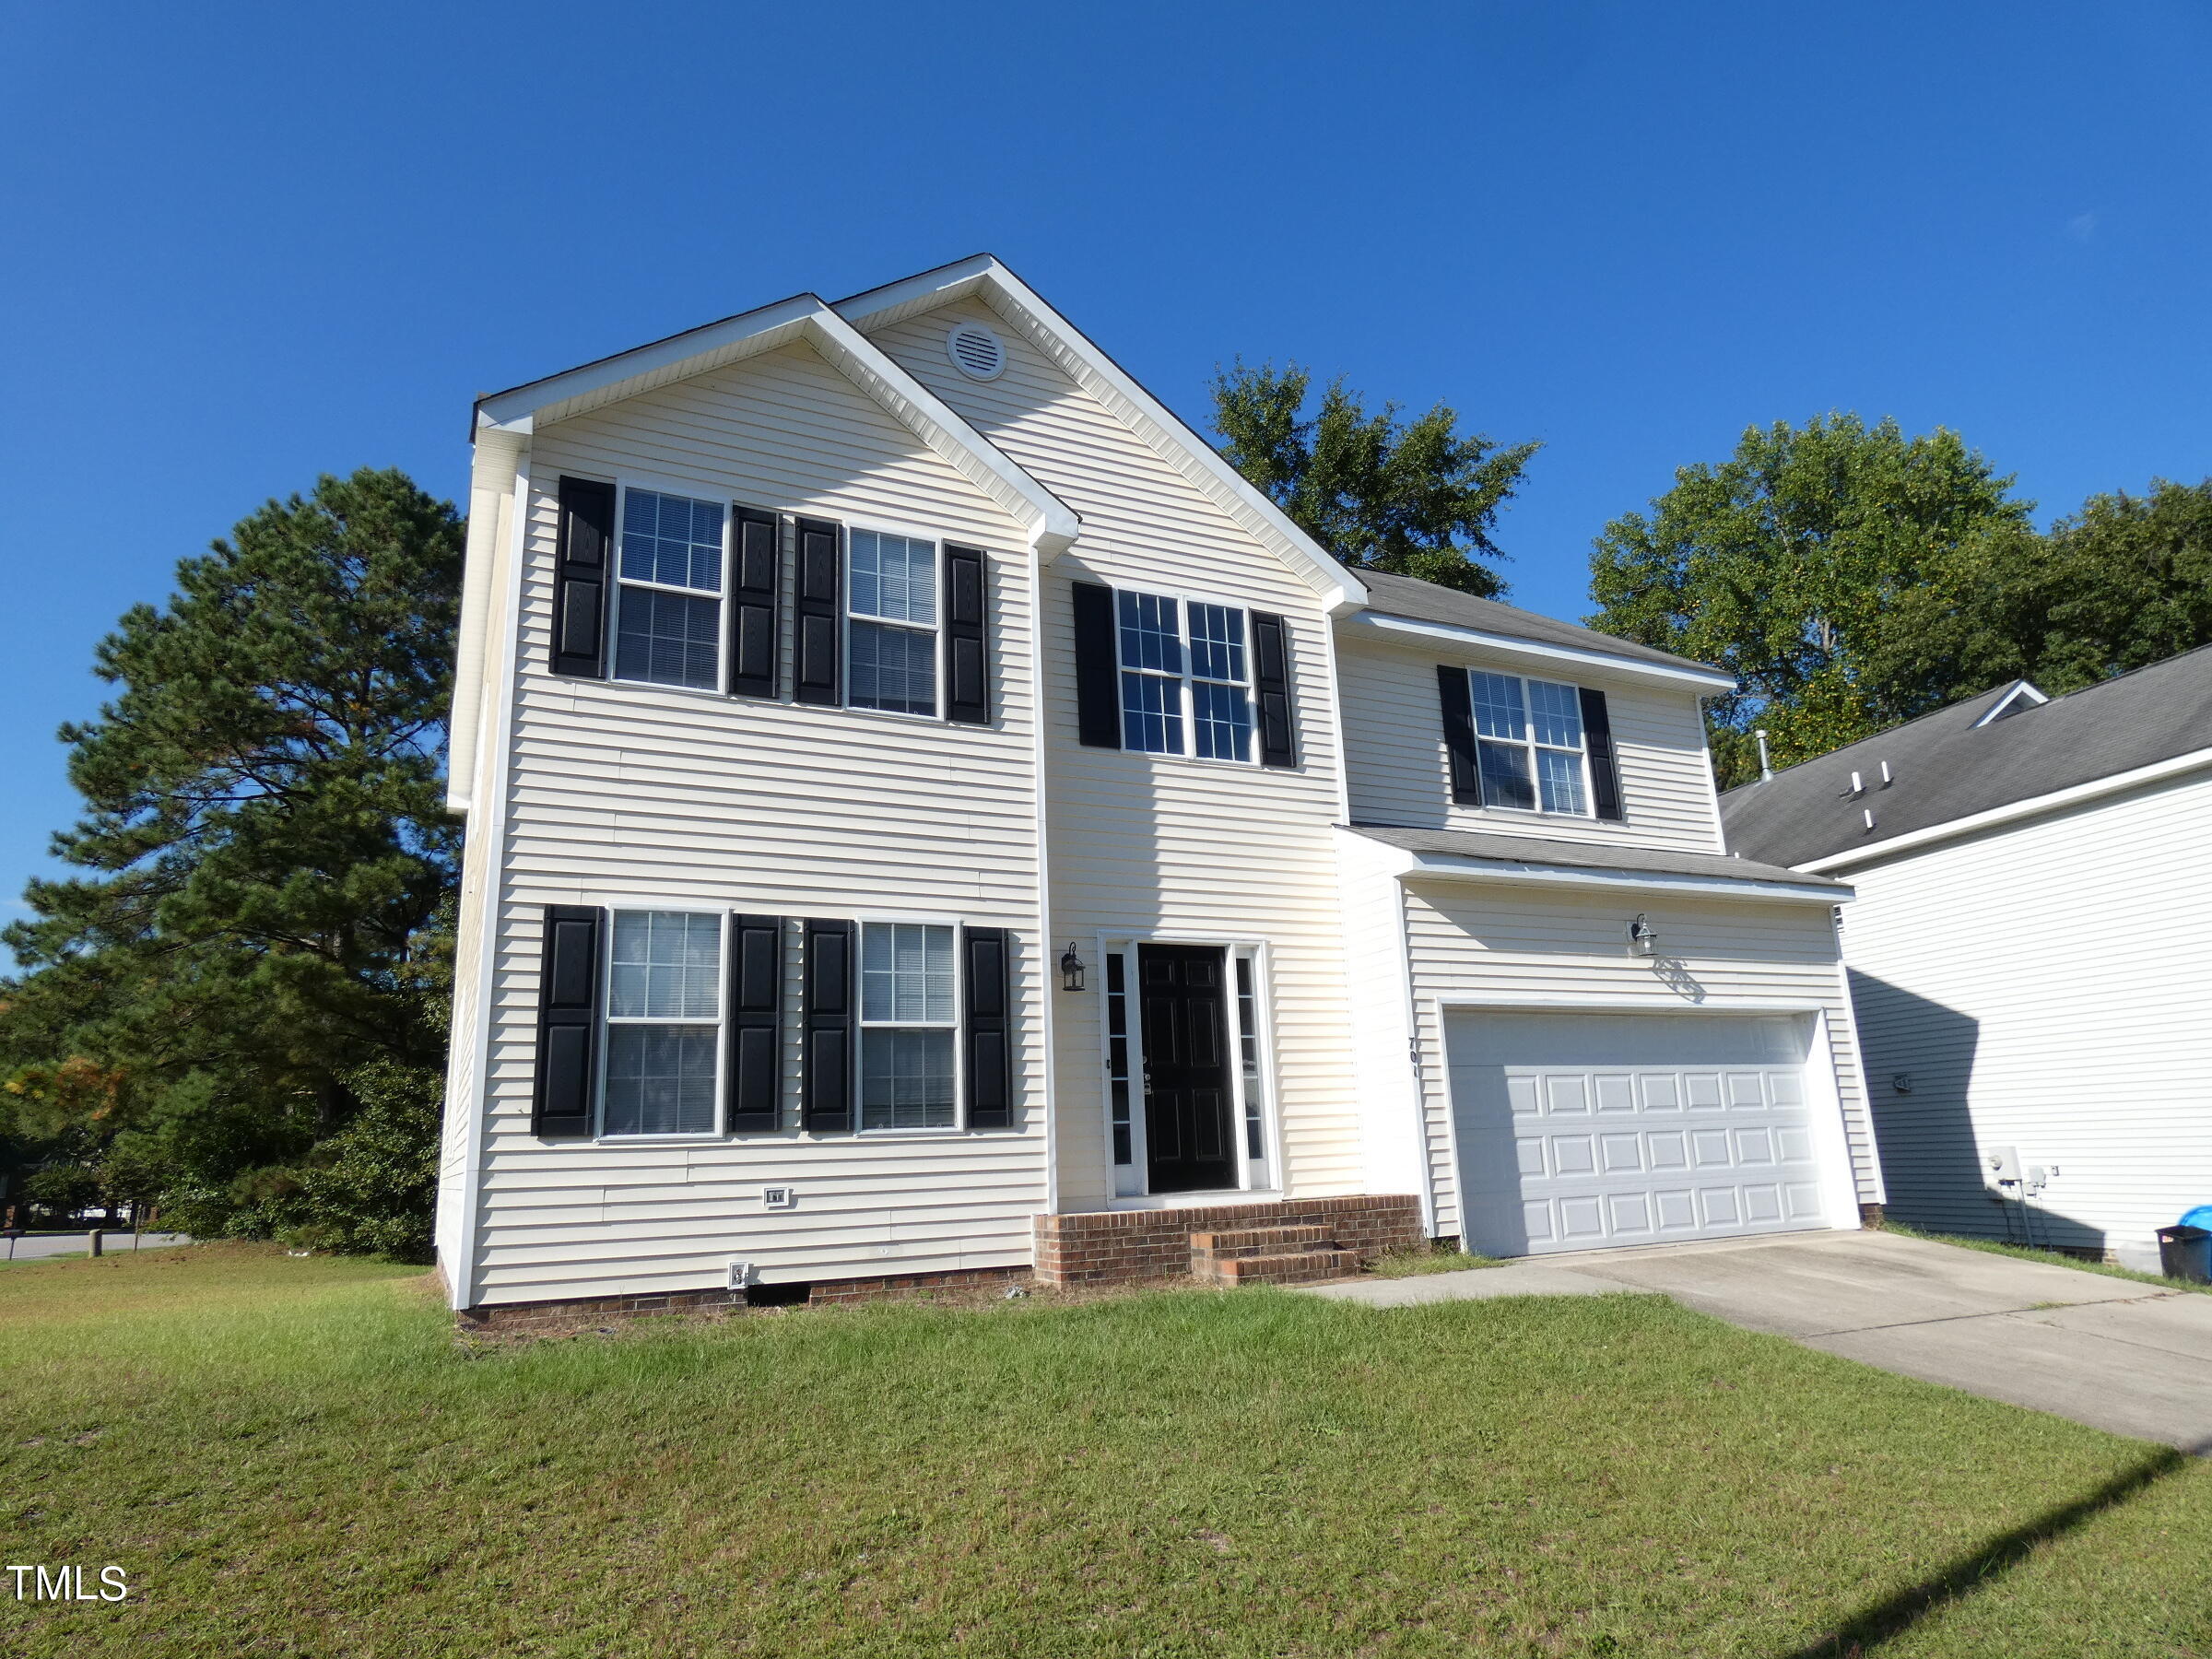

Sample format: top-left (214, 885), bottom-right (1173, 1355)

top-left (1627, 914), bottom-right (1657, 958)
top-left (1058, 942), bottom-right (1087, 993)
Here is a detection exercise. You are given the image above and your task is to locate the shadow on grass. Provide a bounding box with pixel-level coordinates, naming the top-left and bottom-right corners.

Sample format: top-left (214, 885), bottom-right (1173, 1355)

top-left (1783, 1445), bottom-right (2197, 1657)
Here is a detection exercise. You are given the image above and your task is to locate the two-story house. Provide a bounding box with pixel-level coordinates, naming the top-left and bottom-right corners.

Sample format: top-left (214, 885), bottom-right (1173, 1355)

top-left (434, 256), bottom-right (1882, 1325)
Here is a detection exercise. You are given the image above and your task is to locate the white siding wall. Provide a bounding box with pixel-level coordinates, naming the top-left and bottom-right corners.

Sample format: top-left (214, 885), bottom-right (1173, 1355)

top-left (1401, 881), bottom-right (1878, 1241)
top-left (1336, 633), bottom-right (1725, 853)
top-left (1839, 771), bottom-right (2212, 1266)
top-left (869, 301), bottom-right (1365, 1209)
top-left (463, 340), bottom-right (1049, 1306)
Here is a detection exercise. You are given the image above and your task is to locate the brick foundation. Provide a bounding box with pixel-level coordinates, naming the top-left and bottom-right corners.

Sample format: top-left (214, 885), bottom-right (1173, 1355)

top-left (1859, 1203), bottom-right (1887, 1229)
top-left (1034, 1194), bottom-right (1424, 1287)
top-left (456, 1264), bottom-right (1029, 1333)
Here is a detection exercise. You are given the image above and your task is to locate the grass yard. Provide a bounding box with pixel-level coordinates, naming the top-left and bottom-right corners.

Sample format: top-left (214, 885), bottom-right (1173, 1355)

top-left (3, 1247), bottom-right (2209, 1657)
top-left (1884, 1222), bottom-right (2212, 1298)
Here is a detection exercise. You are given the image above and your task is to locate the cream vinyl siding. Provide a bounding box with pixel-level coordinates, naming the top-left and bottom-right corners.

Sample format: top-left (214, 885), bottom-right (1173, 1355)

top-left (1336, 634), bottom-right (1724, 853)
top-left (1839, 770), bottom-right (2212, 1268)
top-left (868, 300), bottom-right (1364, 1209)
top-left (465, 340), bottom-right (1048, 1305)
top-left (1402, 881), bottom-right (1878, 1242)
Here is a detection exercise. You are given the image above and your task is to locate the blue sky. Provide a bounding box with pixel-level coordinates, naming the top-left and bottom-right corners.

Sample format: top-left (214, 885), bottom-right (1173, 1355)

top-left (4, 0), bottom-right (2208, 935)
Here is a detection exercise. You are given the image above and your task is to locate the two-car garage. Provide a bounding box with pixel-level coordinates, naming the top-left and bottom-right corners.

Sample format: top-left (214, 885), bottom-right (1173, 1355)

top-left (1445, 1011), bottom-right (1853, 1258)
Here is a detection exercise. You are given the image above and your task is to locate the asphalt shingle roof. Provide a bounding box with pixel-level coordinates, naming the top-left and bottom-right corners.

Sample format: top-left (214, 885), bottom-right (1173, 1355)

top-left (1720, 643), bottom-right (2212, 869)
top-left (1354, 571), bottom-right (1724, 677)
top-left (1345, 823), bottom-right (1848, 890)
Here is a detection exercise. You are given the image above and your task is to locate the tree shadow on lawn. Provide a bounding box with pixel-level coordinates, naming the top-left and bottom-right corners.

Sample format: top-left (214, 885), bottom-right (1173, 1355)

top-left (1781, 1443), bottom-right (2198, 1657)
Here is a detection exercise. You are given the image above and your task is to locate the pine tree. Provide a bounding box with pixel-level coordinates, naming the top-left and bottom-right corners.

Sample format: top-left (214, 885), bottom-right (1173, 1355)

top-left (0, 468), bottom-right (464, 1248)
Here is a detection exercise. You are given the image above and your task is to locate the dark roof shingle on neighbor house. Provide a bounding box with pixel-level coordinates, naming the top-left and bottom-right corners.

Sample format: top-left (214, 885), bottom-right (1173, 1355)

top-left (1720, 642), bottom-right (2212, 869)
top-left (1355, 571), bottom-right (1724, 677)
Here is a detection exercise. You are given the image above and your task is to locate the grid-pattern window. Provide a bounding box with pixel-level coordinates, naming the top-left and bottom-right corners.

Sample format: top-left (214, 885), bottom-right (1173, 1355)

top-left (849, 530), bottom-right (938, 714)
top-left (614, 490), bottom-right (724, 689)
top-left (1235, 954), bottom-right (1265, 1163)
top-left (1468, 670), bottom-right (1590, 816)
top-left (603, 911), bottom-right (722, 1135)
top-left (859, 923), bottom-right (957, 1129)
top-left (1106, 953), bottom-right (1133, 1166)
top-left (1116, 590), bottom-right (1253, 761)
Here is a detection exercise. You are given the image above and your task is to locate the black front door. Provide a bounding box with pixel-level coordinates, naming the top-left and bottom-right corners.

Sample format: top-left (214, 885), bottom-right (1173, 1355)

top-left (1137, 944), bottom-right (1236, 1194)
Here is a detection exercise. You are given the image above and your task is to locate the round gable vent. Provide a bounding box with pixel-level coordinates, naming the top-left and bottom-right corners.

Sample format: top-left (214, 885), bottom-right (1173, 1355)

top-left (947, 320), bottom-right (1006, 381)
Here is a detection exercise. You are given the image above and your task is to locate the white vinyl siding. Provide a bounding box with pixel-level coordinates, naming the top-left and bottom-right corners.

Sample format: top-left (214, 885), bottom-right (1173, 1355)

top-left (1400, 881), bottom-right (1880, 1244)
top-left (870, 300), bottom-right (1362, 1210)
top-left (1335, 633), bottom-right (1726, 853)
top-left (1837, 771), bottom-right (2212, 1269)
top-left (463, 338), bottom-right (1046, 1305)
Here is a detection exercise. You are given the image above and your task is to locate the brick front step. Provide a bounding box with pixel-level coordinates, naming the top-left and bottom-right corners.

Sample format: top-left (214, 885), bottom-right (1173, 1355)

top-left (1034, 1195), bottom-right (1423, 1288)
top-left (1209, 1248), bottom-right (1363, 1287)
top-left (1188, 1225), bottom-right (1332, 1259)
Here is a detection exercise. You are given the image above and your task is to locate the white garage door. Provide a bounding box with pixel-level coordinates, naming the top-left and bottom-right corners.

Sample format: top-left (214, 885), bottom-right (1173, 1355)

top-left (1447, 1012), bottom-right (1834, 1257)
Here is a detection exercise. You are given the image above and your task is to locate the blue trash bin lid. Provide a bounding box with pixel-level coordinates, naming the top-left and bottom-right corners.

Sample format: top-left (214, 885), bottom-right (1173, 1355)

top-left (2178, 1206), bottom-right (2212, 1232)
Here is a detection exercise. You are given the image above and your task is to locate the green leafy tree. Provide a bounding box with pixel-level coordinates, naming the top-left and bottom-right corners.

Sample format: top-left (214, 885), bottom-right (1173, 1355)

top-left (0, 468), bottom-right (463, 1253)
top-left (1211, 360), bottom-right (1540, 596)
top-left (1588, 415), bottom-right (2032, 788)
top-left (1877, 477), bottom-right (2212, 703)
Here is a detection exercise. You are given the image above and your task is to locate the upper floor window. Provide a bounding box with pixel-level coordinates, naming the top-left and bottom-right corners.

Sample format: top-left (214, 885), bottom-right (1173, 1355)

top-left (848, 530), bottom-right (940, 715)
top-left (1116, 590), bottom-right (1254, 761)
top-left (614, 489), bottom-right (725, 691)
top-left (1469, 670), bottom-right (1590, 815)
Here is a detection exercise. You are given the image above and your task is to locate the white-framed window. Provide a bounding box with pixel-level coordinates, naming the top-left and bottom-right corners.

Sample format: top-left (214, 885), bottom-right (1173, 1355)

top-left (1115, 590), bottom-right (1255, 761)
top-left (602, 910), bottom-right (723, 1136)
top-left (613, 488), bottom-right (725, 690)
top-left (858, 921), bottom-right (958, 1129)
top-left (847, 529), bottom-right (939, 716)
top-left (1469, 670), bottom-right (1592, 816)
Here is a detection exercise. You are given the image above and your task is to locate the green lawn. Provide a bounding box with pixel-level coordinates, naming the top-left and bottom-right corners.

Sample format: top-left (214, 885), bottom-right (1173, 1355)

top-left (3, 1247), bottom-right (2208, 1657)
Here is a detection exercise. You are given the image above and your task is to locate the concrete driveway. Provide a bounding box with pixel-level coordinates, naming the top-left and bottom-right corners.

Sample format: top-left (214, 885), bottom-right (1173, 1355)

top-left (1302, 1229), bottom-right (2212, 1452)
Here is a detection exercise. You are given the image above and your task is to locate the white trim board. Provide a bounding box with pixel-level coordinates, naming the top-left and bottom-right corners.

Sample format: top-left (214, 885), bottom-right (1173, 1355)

top-left (1794, 745), bottom-right (2212, 874)
top-left (1356, 839), bottom-right (1852, 905)
top-left (475, 296), bottom-right (1079, 559)
top-left (1341, 611), bottom-right (1737, 693)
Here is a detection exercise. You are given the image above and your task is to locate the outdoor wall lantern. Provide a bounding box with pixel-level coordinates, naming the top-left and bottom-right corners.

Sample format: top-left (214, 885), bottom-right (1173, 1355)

top-left (1059, 942), bottom-right (1088, 993)
top-left (1627, 914), bottom-right (1657, 958)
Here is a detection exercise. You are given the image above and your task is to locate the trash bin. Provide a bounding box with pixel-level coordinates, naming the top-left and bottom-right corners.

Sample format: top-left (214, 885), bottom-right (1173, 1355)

top-left (2157, 1225), bottom-right (2211, 1284)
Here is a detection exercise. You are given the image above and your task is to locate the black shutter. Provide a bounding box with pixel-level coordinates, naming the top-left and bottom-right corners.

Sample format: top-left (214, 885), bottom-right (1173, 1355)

top-left (1580, 687), bottom-right (1626, 821)
top-left (728, 507), bottom-right (781, 700)
top-left (800, 918), bottom-right (854, 1132)
top-left (726, 914), bottom-right (783, 1133)
top-left (794, 516), bottom-right (842, 706)
top-left (944, 545), bottom-right (990, 725)
top-left (1437, 665), bottom-right (1482, 806)
top-left (533, 905), bottom-right (603, 1136)
top-left (551, 477), bottom-right (615, 678)
top-left (1072, 581), bottom-right (1121, 747)
top-left (962, 926), bottom-right (1012, 1129)
top-left (1251, 611), bottom-right (1297, 769)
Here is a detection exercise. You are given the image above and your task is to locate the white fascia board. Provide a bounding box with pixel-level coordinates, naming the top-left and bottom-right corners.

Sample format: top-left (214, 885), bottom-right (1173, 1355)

top-left (1390, 846), bottom-right (1850, 904)
top-left (445, 427), bottom-right (528, 815)
top-left (1971, 680), bottom-right (2049, 727)
top-left (802, 307), bottom-right (1079, 555)
top-left (471, 294), bottom-right (1077, 556)
top-left (836, 256), bottom-right (1364, 608)
top-left (1794, 744), bottom-right (2212, 874)
top-left (1342, 610), bottom-right (1737, 692)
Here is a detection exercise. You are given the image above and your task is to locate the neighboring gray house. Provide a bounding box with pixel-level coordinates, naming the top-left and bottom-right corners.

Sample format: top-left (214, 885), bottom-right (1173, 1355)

top-left (1723, 648), bottom-right (2212, 1270)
